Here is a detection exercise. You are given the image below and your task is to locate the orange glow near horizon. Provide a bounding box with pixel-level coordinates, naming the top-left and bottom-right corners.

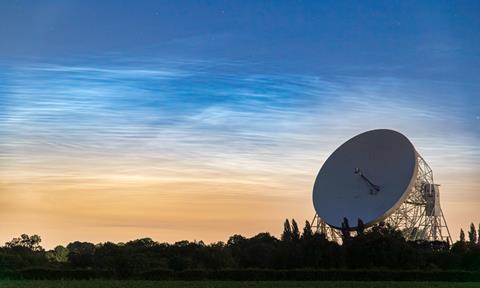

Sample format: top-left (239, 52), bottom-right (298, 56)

top-left (1, 144), bottom-right (478, 249)
top-left (0, 63), bottom-right (479, 249)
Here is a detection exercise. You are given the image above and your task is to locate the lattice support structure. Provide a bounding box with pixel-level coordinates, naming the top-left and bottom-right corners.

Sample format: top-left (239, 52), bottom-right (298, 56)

top-left (312, 153), bottom-right (452, 244)
top-left (311, 214), bottom-right (342, 242)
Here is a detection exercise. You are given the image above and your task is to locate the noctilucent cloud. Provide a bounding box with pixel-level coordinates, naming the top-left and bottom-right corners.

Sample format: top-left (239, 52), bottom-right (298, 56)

top-left (0, 1), bottom-right (479, 248)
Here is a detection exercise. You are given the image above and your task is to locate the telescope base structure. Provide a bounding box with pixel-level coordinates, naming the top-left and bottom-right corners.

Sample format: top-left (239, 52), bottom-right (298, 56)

top-left (312, 154), bottom-right (452, 244)
top-left (311, 214), bottom-right (343, 242)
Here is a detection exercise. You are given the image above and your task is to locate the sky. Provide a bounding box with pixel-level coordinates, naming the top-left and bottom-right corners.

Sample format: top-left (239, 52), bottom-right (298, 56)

top-left (0, 0), bottom-right (479, 248)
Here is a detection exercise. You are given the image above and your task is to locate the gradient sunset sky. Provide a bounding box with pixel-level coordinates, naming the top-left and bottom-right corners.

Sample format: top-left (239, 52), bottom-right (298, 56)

top-left (0, 1), bottom-right (479, 248)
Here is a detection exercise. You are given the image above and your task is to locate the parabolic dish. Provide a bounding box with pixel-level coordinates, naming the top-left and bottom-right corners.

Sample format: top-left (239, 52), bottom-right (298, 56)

top-left (312, 129), bottom-right (418, 229)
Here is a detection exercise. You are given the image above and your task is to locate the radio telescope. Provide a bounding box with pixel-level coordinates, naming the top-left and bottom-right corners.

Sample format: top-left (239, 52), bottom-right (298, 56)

top-left (311, 129), bottom-right (452, 243)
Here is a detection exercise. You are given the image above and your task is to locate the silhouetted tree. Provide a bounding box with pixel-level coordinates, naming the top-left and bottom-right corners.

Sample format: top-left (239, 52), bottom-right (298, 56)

top-left (281, 219), bottom-right (292, 241)
top-left (291, 219), bottom-right (300, 241)
top-left (226, 234), bottom-right (247, 268)
top-left (125, 238), bottom-right (158, 249)
top-left (468, 223), bottom-right (477, 244)
top-left (201, 241), bottom-right (235, 270)
top-left (67, 241), bottom-right (95, 267)
top-left (94, 241), bottom-right (145, 278)
top-left (5, 234), bottom-right (43, 251)
top-left (300, 227), bottom-right (341, 269)
top-left (1, 234), bottom-right (47, 269)
top-left (46, 245), bottom-right (69, 262)
top-left (344, 223), bottom-right (413, 269)
top-left (301, 220), bottom-right (313, 240)
top-left (228, 232), bottom-right (278, 268)
top-left (460, 229), bottom-right (466, 242)
top-left (227, 234), bottom-right (246, 246)
top-left (3, 219), bottom-right (480, 274)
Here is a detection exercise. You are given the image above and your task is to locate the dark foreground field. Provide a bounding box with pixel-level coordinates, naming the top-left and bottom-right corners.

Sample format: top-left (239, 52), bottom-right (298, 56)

top-left (0, 281), bottom-right (478, 288)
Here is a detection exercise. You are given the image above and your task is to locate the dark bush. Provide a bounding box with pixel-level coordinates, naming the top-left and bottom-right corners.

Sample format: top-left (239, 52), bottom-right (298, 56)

top-left (2, 221), bottom-right (480, 280)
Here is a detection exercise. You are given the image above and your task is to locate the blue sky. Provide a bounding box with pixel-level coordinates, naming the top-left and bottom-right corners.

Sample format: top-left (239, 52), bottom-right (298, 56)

top-left (0, 1), bottom-right (479, 246)
top-left (2, 1), bottom-right (479, 80)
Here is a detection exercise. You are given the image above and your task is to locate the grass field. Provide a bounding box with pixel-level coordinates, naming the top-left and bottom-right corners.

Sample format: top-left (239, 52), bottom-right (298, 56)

top-left (0, 281), bottom-right (478, 288)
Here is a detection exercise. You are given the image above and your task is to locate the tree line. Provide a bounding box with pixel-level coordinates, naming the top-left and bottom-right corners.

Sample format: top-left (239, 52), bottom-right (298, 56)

top-left (1, 220), bottom-right (479, 278)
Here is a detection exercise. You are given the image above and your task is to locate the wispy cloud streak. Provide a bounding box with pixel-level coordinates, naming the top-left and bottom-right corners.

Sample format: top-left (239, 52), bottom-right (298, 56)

top-left (0, 59), bottom-right (478, 245)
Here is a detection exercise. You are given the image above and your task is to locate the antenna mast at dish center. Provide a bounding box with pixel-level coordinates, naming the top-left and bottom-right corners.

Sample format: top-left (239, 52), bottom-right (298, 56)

top-left (311, 129), bottom-right (452, 244)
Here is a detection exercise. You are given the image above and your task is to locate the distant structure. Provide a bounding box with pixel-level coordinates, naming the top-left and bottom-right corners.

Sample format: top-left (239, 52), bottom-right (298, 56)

top-left (311, 129), bottom-right (452, 244)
